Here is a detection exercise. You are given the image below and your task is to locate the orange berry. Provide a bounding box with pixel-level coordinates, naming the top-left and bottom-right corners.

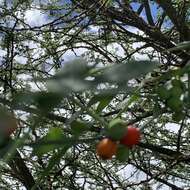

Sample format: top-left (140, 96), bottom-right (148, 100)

top-left (96, 138), bottom-right (117, 160)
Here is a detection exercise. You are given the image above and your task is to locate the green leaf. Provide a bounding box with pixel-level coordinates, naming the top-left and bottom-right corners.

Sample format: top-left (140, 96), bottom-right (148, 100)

top-left (12, 91), bottom-right (63, 112)
top-left (96, 96), bottom-right (113, 113)
top-left (116, 144), bottom-right (129, 162)
top-left (157, 86), bottom-right (171, 100)
top-left (106, 119), bottom-right (126, 140)
top-left (171, 79), bottom-right (182, 87)
top-left (172, 112), bottom-right (185, 122)
top-left (35, 92), bottom-right (63, 112)
top-left (166, 97), bottom-right (183, 112)
top-left (32, 128), bottom-right (75, 157)
top-left (118, 93), bottom-right (140, 110)
top-left (71, 120), bottom-right (90, 136)
top-left (170, 87), bottom-right (183, 98)
top-left (88, 94), bottom-right (114, 113)
top-left (88, 94), bottom-right (112, 106)
top-left (40, 147), bottom-right (69, 177)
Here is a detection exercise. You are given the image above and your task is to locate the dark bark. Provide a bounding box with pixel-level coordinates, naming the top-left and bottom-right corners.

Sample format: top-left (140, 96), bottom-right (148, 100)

top-left (8, 150), bottom-right (42, 190)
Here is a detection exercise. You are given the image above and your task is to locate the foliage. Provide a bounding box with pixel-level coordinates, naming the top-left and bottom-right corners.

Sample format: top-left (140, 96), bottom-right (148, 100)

top-left (0, 0), bottom-right (190, 189)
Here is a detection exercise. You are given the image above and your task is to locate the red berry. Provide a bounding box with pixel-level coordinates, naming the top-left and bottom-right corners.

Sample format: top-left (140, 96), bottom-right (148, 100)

top-left (120, 126), bottom-right (141, 148)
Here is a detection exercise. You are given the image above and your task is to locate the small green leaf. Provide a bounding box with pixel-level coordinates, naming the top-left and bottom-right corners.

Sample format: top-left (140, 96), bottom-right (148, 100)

top-left (153, 102), bottom-right (162, 117)
top-left (40, 147), bottom-right (69, 177)
top-left (32, 128), bottom-right (75, 157)
top-left (172, 112), bottom-right (185, 122)
top-left (118, 93), bottom-right (140, 110)
top-left (106, 119), bottom-right (126, 140)
top-left (116, 144), bottom-right (129, 162)
top-left (96, 96), bottom-right (113, 113)
top-left (88, 94), bottom-right (112, 106)
top-left (88, 94), bottom-right (116, 114)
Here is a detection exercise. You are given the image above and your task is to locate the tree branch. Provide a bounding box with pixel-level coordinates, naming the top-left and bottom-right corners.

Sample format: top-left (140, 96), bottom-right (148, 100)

top-left (156, 0), bottom-right (190, 41)
top-left (143, 0), bottom-right (155, 26)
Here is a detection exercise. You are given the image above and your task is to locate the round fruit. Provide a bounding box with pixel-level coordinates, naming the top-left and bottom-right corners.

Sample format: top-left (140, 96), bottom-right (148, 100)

top-left (120, 126), bottom-right (141, 148)
top-left (0, 115), bottom-right (18, 137)
top-left (96, 138), bottom-right (117, 160)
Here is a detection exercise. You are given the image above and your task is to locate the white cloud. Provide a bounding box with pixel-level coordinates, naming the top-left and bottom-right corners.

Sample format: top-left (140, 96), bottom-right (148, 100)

top-left (62, 48), bottom-right (87, 62)
top-left (24, 9), bottom-right (48, 26)
top-left (0, 49), bottom-right (6, 66)
top-left (107, 43), bottom-right (125, 57)
top-left (127, 26), bottom-right (144, 36)
top-left (0, 49), bottom-right (6, 56)
top-left (15, 55), bottom-right (27, 64)
top-left (165, 123), bottom-right (180, 133)
top-left (134, 52), bottom-right (149, 60)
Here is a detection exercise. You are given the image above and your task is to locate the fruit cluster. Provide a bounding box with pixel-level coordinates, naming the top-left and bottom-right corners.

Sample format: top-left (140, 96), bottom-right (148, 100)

top-left (96, 125), bottom-right (141, 160)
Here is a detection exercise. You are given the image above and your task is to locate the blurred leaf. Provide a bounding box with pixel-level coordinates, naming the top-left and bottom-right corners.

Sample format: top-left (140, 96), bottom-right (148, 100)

top-left (167, 41), bottom-right (190, 52)
top-left (116, 144), bottom-right (129, 162)
top-left (13, 91), bottom-right (63, 112)
top-left (172, 112), bottom-right (185, 122)
top-left (106, 118), bottom-right (126, 140)
top-left (46, 59), bottom-right (155, 94)
top-left (35, 92), bottom-right (63, 112)
top-left (52, 58), bottom-right (90, 79)
top-left (47, 78), bottom-right (93, 94)
top-left (12, 92), bottom-right (35, 106)
top-left (166, 97), bottom-right (183, 112)
top-left (90, 86), bottom-right (135, 100)
top-left (46, 58), bottom-right (94, 93)
top-left (97, 60), bottom-right (157, 83)
top-left (88, 94), bottom-right (111, 106)
top-left (71, 120), bottom-right (90, 136)
top-left (0, 138), bottom-right (12, 156)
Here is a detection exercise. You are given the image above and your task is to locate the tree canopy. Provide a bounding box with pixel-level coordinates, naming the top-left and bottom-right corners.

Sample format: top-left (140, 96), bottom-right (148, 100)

top-left (0, 0), bottom-right (190, 189)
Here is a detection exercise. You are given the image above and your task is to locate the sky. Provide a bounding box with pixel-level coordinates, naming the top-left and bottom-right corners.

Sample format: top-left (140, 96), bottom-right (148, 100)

top-left (0, 0), bottom-right (160, 63)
